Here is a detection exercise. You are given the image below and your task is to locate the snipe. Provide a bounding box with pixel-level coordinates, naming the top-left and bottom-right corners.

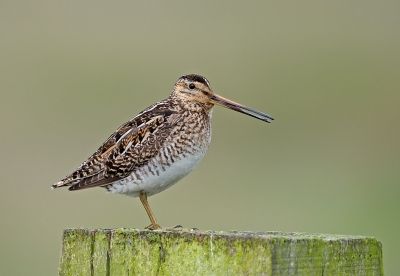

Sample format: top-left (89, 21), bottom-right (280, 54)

top-left (52, 74), bottom-right (274, 230)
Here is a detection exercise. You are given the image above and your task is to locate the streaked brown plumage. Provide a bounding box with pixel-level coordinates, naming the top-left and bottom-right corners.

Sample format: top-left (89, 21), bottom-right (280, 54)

top-left (52, 74), bottom-right (273, 230)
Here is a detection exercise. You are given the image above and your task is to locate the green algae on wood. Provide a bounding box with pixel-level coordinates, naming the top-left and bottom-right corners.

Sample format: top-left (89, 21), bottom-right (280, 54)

top-left (58, 229), bottom-right (383, 275)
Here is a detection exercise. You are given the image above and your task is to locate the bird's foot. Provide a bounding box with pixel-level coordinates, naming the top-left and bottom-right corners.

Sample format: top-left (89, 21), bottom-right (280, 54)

top-left (167, 226), bottom-right (199, 232)
top-left (165, 224), bottom-right (186, 231)
top-left (144, 224), bottom-right (198, 232)
top-left (144, 223), bottom-right (162, 231)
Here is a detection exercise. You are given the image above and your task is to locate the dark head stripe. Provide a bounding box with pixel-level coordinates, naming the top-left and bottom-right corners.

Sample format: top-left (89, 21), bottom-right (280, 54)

top-left (179, 74), bottom-right (210, 88)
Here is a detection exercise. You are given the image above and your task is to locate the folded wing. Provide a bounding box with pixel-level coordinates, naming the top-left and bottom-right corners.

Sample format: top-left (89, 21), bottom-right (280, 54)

top-left (52, 104), bottom-right (180, 191)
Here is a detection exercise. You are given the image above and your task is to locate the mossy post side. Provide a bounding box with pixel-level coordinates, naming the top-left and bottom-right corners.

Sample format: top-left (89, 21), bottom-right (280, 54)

top-left (58, 229), bottom-right (383, 275)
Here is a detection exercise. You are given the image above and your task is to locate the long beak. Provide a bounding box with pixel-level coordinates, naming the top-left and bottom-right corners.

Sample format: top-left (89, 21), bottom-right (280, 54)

top-left (210, 93), bottom-right (274, 123)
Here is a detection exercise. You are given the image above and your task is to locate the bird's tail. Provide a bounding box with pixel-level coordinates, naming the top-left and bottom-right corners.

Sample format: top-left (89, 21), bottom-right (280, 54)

top-left (51, 180), bottom-right (65, 190)
top-left (51, 176), bottom-right (76, 190)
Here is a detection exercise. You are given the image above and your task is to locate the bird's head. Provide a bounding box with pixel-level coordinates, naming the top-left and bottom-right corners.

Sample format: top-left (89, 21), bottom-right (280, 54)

top-left (171, 74), bottom-right (214, 110)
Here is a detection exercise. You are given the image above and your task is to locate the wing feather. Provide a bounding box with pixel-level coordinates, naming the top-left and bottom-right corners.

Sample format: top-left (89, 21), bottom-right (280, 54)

top-left (68, 172), bottom-right (122, 191)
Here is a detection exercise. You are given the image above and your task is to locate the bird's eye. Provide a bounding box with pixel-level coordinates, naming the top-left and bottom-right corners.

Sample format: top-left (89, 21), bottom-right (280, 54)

top-left (189, 83), bottom-right (195, 89)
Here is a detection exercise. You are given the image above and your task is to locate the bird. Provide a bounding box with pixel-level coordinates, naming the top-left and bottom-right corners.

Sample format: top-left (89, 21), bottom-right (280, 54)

top-left (52, 74), bottom-right (274, 230)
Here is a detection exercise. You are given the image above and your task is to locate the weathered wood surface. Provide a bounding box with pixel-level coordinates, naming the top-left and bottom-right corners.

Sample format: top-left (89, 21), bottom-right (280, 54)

top-left (59, 228), bottom-right (383, 275)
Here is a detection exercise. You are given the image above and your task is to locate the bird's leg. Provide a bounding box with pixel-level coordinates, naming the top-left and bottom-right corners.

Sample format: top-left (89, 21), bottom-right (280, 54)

top-left (139, 191), bottom-right (162, 230)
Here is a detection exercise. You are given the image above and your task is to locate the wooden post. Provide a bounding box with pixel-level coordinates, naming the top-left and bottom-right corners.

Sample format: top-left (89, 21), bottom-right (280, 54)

top-left (58, 228), bottom-right (383, 275)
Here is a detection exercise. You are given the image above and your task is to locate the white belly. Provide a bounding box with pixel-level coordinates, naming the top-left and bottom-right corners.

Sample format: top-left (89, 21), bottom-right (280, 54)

top-left (107, 147), bottom-right (206, 197)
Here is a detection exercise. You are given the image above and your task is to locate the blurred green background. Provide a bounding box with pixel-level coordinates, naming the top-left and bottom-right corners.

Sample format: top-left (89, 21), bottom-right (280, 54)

top-left (1, 1), bottom-right (399, 275)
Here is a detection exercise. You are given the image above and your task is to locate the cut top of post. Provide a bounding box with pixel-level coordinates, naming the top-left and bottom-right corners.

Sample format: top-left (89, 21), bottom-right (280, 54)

top-left (59, 228), bottom-right (383, 276)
